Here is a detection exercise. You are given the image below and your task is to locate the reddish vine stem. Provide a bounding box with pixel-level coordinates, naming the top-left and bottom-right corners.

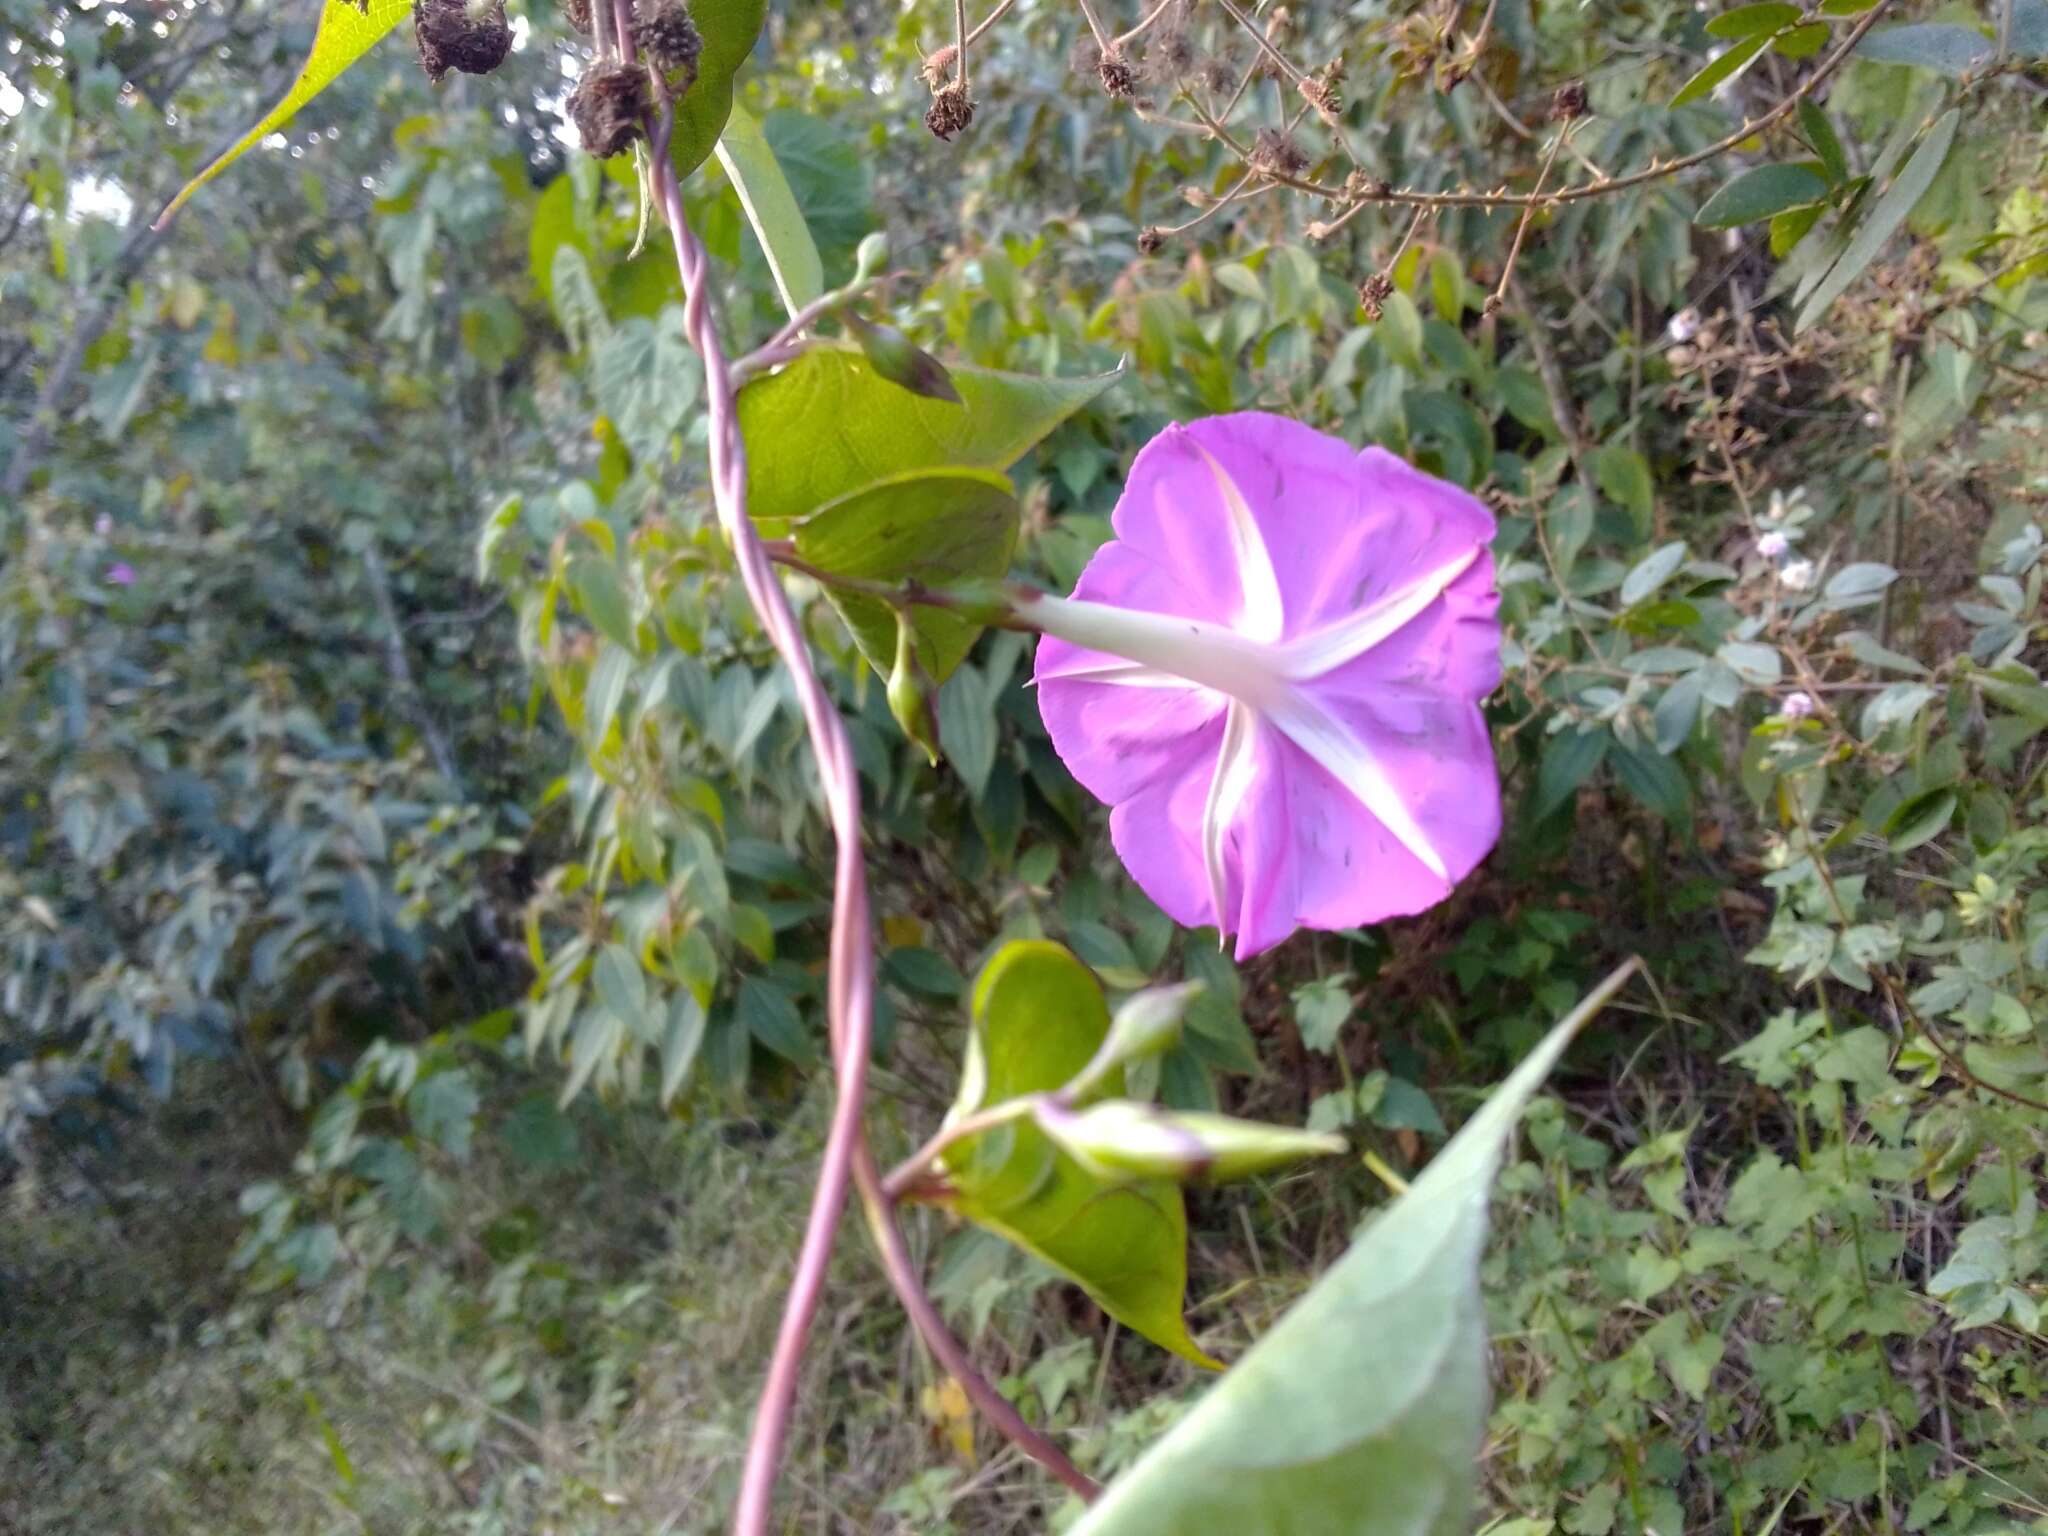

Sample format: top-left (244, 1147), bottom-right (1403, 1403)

top-left (637, 32), bottom-right (1093, 1523)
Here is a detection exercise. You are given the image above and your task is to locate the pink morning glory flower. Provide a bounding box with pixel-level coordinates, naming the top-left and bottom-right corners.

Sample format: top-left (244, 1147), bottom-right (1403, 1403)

top-left (1021, 413), bottom-right (1502, 960)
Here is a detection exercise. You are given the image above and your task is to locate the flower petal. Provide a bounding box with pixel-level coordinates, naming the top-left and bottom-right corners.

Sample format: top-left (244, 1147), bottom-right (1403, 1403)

top-left (1200, 701), bottom-right (1259, 941)
top-left (1099, 420), bottom-right (1289, 635)
top-left (1036, 635), bottom-right (1225, 808)
top-left (1280, 678), bottom-right (1501, 926)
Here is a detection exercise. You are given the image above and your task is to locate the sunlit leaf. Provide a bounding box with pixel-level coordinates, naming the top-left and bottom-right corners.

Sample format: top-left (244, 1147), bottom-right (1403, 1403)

top-left (736, 347), bottom-right (1121, 526)
top-left (1069, 965), bottom-right (1637, 1536)
top-left (715, 101), bottom-right (824, 318)
top-left (157, 0), bottom-right (411, 226)
top-left (668, 0), bottom-right (769, 181)
top-left (792, 467), bottom-right (1017, 683)
top-left (942, 941), bottom-right (1218, 1367)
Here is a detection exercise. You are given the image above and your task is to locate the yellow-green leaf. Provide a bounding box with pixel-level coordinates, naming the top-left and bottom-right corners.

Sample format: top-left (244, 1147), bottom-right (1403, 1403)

top-left (942, 941), bottom-right (1219, 1367)
top-left (668, 0), bottom-right (768, 181)
top-left (792, 466), bottom-right (1017, 683)
top-left (156, 0), bottom-right (411, 227)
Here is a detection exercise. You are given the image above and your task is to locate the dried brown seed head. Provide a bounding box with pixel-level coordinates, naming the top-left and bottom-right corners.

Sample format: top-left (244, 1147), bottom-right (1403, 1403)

top-left (925, 82), bottom-right (974, 141)
top-left (1552, 80), bottom-right (1590, 120)
top-left (1296, 74), bottom-right (1341, 125)
top-left (1137, 226), bottom-right (1166, 256)
top-left (1356, 272), bottom-right (1393, 321)
top-left (413, 0), bottom-right (512, 82)
top-left (1249, 127), bottom-right (1309, 180)
top-left (1098, 46), bottom-right (1137, 97)
top-left (568, 63), bottom-right (651, 158)
top-left (1143, 29), bottom-right (1196, 81)
top-left (563, 0), bottom-right (591, 33)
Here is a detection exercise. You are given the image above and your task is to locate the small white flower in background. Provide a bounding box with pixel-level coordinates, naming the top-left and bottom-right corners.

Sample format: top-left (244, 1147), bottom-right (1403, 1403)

top-left (1666, 308), bottom-right (1700, 343)
top-left (1863, 410), bottom-right (1884, 429)
top-left (94, 514), bottom-right (112, 536)
top-left (1779, 559), bottom-right (1816, 591)
top-left (1780, 692), bottom-right (1816, 721)
top-left (1756, 531), bottom-right (1789, 558)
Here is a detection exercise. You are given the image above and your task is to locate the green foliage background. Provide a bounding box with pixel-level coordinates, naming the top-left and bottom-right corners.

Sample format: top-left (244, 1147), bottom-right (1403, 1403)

top-left (3, 0), bottom-right (2046, 1531)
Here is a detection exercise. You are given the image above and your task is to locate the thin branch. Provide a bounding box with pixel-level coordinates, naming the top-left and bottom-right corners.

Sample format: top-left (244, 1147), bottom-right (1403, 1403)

top-left (1212, 0), bottom-right (1307, 86)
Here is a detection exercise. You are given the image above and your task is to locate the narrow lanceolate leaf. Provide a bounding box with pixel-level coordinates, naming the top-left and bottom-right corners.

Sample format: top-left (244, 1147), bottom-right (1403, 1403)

top-left (941, 941), bottom-right (1218, 1367)
top-left (157, 0), bottom-right (410, 227)
top-left (1670, 31), bottom-right (1774, 108)
top-left (714, 101), bottom-right (824, 318)
top-left (1069, 962), bottom-right (1641, 1536)
top-left (1797, 109), bottom-right (1961, 331)
top-left (1695, 163), bottom-right (1830, 229)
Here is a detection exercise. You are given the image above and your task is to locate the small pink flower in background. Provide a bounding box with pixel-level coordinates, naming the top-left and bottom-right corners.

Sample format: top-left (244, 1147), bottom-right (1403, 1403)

top-left (1025, 413), bottom-right (1502, 960)
top-left (1780, 692), bottom-right (1816, 721)
top-left (106, 562), bottom-right (137, 587)
top-left (1755, 531), bottom-right (1789, 558)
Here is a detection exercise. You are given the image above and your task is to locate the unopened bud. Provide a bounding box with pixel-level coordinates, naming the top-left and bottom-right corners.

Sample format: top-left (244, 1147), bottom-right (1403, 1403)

top-left (1033, 1099), bottom-right (1346, 1184)
top-left (847, 314), bottom-right (961, 403)
top-left (854, 231), bottom-right (891, 285)
top-left (888, 613), bottom-right (942, 766)
top-left (1063, 982), bottom-right (1201, 1102)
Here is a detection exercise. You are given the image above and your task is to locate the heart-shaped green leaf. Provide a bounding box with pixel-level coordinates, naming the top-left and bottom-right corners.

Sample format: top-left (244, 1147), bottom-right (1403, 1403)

top-left (667, 0), bottom-right (768, 181)
top-left (793, 467), bottom-right (1017, 682)
top-left (1068, 963), bottom-right (1639, 1536)
top-left (156, 0), bottom-right (411, 227)
top-left (941, 941), bottom-right (1218, 1368)
top-left (736, 348), bottom-right (1121, 527)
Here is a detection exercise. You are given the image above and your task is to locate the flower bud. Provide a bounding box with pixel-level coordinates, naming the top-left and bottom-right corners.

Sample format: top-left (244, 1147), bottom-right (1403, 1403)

top-left (1032, 1099), bottom-right (1346, 1184)
top-left (888, 613), bottom-right (943, 766)
top-left (1063, 982), bottom-right (1202, 1102)
top-left (854, 231), bottom-right (891, 285)
top-left (846, 315), bottom-right (960, 404)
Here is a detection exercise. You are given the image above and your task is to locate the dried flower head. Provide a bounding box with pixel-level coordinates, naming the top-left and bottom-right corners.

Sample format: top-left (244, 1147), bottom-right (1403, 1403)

top-left (1137, 226), bottom-right (1167, 256)
top-left (413, 0), bottom-right (512, 82)
top-left (633, 0), bottom-right (702, 85)
top-left (1143, 29), bottom-right (1196, 81)
top-left (1200, 53), bottom-right (1236, 93)
top-left (1343, 169), bottom-right (1390, 202)
top-left (1297, 73), bottom-right (1341, 125)
top-left (568, 63), bottom-right (651, 158)
top-left (925, 83), bottom-right (974, 141)
top-left (1551, 80), bottom-right (1590, 120)
top-left (1357, 272), bottom-right (1393, 321)
top-left (1099, 46), bottom-right (1137, 97)
top-left (920, 43), bottom-right (958, 91)
top-left (1249, 127), bottom-right (1309, 181)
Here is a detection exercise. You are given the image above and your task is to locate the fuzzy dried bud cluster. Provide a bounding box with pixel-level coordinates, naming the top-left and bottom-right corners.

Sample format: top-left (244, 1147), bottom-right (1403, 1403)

top-left (926, 83), bottom-right (974, 141)
top-left (569, 63), bottom-right (652, 157)
top-left (1356, 272), bottom-right (1393, 321)
top-left (1142, 29), bottom-right (1196, 81)
top-left (919, 43), bottom-right (959, 90)
top-left (1137, 226), bottom-right (1166, 256)
top-left (1296, 72), bottom-right (1341, 126)
top-left (1249, 127), bottom-right (1309, 181)
top-left (413, 0), bottom-right (512, 82)
top-left (634, 0), bottom-right (702, 85)
top-left (1551, 80), bottom-right (1590, 120)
